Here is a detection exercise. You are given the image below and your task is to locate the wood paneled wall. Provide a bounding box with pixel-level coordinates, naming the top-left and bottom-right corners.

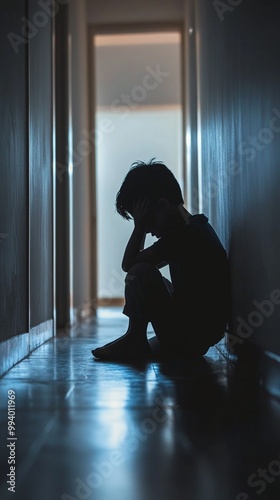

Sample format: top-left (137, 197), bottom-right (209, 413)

top-left (186, 0), bottom-right (280, 356)
top-left (0, 0), bottom-right (54, 348)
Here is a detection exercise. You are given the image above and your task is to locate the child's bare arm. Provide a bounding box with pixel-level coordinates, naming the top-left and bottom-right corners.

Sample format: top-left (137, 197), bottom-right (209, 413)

top-left (122, 198), bottom-right (165, 272)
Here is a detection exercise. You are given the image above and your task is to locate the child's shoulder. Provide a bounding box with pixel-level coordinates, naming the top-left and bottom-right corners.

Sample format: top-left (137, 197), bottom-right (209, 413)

top-left (189, 214), bottom-right (209, 226)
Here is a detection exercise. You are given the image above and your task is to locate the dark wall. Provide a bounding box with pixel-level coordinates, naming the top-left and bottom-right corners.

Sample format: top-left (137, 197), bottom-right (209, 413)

top-left (55, 2), bottom-right (72, 328)
top-left (190, 0), bottom-right (280, 355)
top-left (0, 1), bottom-right (29, 341)
top-left (29, 0), bottom-right (53, 327)
top-left (0, 0), bottom-right (53, 341)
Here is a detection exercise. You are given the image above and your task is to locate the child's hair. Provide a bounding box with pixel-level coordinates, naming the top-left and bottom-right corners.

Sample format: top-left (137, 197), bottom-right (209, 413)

top-left (116, 158), bottom-right (184, 220)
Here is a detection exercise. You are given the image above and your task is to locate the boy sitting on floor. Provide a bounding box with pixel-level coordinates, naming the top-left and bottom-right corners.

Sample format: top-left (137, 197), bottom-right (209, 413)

top-left (92, 159), bottom-right (230, 361)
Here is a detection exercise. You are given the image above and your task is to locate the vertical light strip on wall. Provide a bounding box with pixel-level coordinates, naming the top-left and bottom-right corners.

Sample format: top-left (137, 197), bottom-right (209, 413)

top-left (89, 31), bottom-right (97, 314)
top-left (196, 27), bottom-right (203, 214)
top-left (52, 18), bottom-right (56, 335)
top-left (179, 28), bottom-right (186, 200)
top-left (184, 19), bottom-right (193, 212)
top-left (184, 0), bottom-right (196, 213)
top-left (68, 31), bottom-right (74, 325)
top-left (27, 0), bottom-right (31, 345)
top-left (185, 23), bottom-right (192, 212)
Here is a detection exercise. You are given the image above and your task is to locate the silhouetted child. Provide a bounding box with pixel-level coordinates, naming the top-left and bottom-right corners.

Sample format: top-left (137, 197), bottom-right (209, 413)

top-left (92, 159), bottom-right (230, 361)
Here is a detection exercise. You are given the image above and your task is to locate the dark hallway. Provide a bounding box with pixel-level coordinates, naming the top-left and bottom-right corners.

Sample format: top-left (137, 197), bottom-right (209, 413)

top-left (1, 0), bottom-right (280, 499)
top-left (1, 310), bottom-right (280, 500)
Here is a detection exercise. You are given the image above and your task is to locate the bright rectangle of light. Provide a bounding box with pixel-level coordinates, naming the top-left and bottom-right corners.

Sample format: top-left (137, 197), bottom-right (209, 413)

top-left (94, 32), bottom-right (181, 47)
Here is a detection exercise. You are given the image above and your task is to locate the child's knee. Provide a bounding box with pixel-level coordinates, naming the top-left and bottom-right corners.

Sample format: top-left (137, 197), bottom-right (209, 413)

top-left (125, 262), bottom-right (161, 283)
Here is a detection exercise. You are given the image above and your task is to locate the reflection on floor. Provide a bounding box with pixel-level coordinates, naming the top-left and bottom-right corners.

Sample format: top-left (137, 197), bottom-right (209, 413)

top-left (1, 308), bottom-right (280, 500)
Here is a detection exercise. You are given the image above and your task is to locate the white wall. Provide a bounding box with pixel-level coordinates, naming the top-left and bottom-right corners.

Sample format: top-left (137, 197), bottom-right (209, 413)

top-left (94, 33), bottom-right (183, 298)
top-left (87, 0), bottom-right (184, 25)
top-left (96, 107), bottom-right (182, 298)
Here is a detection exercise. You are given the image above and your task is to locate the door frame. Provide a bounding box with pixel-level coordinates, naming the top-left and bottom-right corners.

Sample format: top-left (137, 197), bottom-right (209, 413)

top-left (87, 21), bottom-right (187, 308)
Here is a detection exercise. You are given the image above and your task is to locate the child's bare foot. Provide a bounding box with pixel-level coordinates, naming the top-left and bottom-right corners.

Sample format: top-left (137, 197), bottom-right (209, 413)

top-left (92, 332), bottom-right (152, 361)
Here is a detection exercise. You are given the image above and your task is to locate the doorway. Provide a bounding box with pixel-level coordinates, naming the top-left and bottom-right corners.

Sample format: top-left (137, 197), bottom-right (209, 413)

top-left (90, 27), bottom-right (184, 307)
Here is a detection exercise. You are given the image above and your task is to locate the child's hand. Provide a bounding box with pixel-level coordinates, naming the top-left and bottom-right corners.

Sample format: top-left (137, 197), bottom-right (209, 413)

top-left (133, 197), bottom-right (151, 231)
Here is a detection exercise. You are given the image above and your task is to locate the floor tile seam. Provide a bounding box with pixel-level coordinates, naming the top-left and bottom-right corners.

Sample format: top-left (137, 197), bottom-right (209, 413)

top-left (0, 411), bottom-right (59, 497)
top-left (1, 375), bottom-right (227, 382)
top-left (0, 384), bottom-right (81, 489)
top-left (0, 405), bottom-right (167, 412)
top-left (0, 372), bottom-right (223, 382)
top-left (5, 404), bottom-right (180, 411)
top-left (1, 378), bottom-right (99, 382)
top-left (214, 345), bottom-right (236, 368)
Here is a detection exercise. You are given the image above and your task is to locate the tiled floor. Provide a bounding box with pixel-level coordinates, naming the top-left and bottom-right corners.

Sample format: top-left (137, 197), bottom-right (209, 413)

top-left (1, 308), bottom-right (280, 500)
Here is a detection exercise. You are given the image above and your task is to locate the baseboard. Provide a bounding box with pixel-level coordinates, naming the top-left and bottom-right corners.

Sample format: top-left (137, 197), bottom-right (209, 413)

top-left (97, 298), bottom-right (125, 307)
top-left (30, 319), bottom-right (54, 351)
top-left (0, 319), bottom-right (54, 377)
top-left (0, 333), bottom-right (30, 378)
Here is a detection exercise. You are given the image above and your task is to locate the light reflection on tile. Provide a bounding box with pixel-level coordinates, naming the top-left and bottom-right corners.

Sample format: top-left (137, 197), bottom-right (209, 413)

top-left (1, 308), bottom-right (280, 500)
